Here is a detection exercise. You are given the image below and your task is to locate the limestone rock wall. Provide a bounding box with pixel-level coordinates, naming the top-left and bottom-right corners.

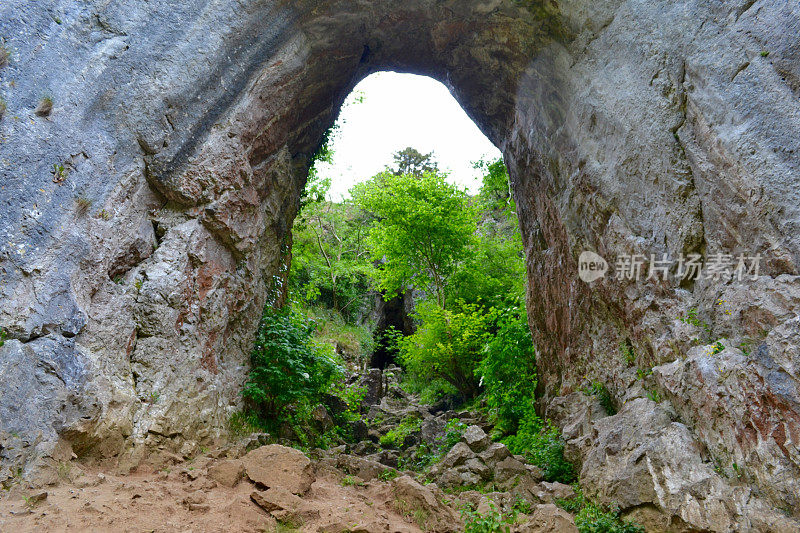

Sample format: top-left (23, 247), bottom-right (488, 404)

top-left (1, 0), bottom-right (799, 529)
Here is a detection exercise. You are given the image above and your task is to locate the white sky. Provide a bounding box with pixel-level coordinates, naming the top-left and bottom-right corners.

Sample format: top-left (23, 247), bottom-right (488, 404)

top-left (315, 72), bottom-right (502, 201)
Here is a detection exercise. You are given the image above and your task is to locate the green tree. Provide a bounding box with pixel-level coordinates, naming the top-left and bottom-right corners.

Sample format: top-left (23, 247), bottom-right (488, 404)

top-left (291, 198), bottom-right (372, 320)
top-left (399, 301), bottom-right (490, 399)
top-left (243, 308), bottom-right (342, 424)
top-left (474, 157), bottom-right (515, 215)
top-left (390, 147), bottom-right (439, 177)
top-left (352, 171), bottom-right (476, 308)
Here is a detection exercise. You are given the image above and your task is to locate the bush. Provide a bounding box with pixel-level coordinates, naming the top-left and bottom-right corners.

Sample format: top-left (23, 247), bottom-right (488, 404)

top-left (461, 502), bottom-right (512, 533)
top-left (584, 381), bottom-right (616, 415)
top-left (243, 307), bottom-right (342, 430)
top-left (379, 415), bottom-right (422, 449)
top-left (399, 301), bottom-right (490, 400)
top-left (558, 487), bottom-right (645, 533)
top-left (478, 305), bottom-right (536, 434)
top-left (504, 421), bottom-right (576, 484)
top-left (574, 504), bottom-right (645, 533)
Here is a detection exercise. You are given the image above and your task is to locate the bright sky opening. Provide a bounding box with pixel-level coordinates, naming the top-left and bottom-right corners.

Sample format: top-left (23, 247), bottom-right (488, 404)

top-left (315, 72), bottom-right (503, 201)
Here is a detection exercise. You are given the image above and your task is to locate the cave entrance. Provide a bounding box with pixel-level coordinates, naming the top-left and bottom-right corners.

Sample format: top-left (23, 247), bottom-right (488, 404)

top-left (295, 72), bottom-right (503, 370)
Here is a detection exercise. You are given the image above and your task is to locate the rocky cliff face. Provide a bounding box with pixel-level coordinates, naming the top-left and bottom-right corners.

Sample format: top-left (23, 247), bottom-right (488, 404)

top-left (1, 0), bottom-right (798, 530)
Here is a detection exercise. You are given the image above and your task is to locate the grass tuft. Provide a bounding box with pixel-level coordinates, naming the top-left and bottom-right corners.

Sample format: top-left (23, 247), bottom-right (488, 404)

top-left (35, 95), bottom-right (53, 117)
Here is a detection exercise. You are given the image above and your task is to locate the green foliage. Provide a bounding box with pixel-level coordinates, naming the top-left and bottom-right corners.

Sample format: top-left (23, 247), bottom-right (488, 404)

top-left (760, 50), bottom-right (769, 57)
top-left (243, 307), bottom-right (342, 430)
top-left (504, 422), bottom-right (576, 484)
top-left (584, 381), bottom-right (616, 415)
top-left (574, 505), bottom-right (645, 533)
top-left (378, 468), bottom-right (400, 481)
top-left (558, 487), bottom-right (645, 533)
top-left (228, 411), bottom-right (262, 437)
top-left (478, 305), bottom-right (537, 434)
top-left (619, 341), bottom-right (635, 366)
top-left (461, 502), bottom-right (512, 533)
top-left (711, 341), bottom-right (725, 355)
top-left (400, 419), bottom-right (467, 471)
top-left (341, 474), bottom-right (364, 487)
top-left (647, 389), bottom-right (662, 403)
top-left (0, 96), bottom-right (6, 119)
top-left (380, 415), bottom-right (422, 449)
top-left (0, 328), bottom-right (6, 347)
top-left (399, 301), bottom-right (491, 400)
top-left (52, 162), bottom-right (68, 182)
top-left (474, 157), bottom-right (514, 215)
top-left (0, 45), bottom-right (9, 69)
top-left (291, 201), bottom-right (372, 320)
top-left (447, 231), bottom-right (525, 310)
top-left (390, 147), bottom-right (439, 177)
top-left (301, 305), bottom-right (374, 365)
top-left (447, 159), bottom-right (524, 310)
top-left (352, 170), bottom-right (476, 307)
top-left (680, 307), bottom-right (711, 332)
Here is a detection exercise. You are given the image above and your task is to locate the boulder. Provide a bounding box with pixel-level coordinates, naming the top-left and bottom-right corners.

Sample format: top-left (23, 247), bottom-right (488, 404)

top-left (461, 425), bottom-right (490, 452)
top-left (392, 476), bottom-right (461, 532)
top-left (478, 442), bottom-right (513, 467)
top-left (359, 369), bottom-right (384, 407)
top-left (515, 504), bottom-right (578, 533)
top-left (337, 455), bottom-right (390, 481)
top-left (494, 456), bottom-right (529, 484)
top-left (207, 459), bottom-right (245, 488)
top-left (242, 445), bottom-right (314, 495)
top-left (438, 442), bottom-right (475, 470)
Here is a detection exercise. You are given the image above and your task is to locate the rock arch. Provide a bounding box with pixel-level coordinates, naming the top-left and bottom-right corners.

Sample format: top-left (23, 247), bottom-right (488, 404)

top-left (1, 0), bottom-right (799, 528)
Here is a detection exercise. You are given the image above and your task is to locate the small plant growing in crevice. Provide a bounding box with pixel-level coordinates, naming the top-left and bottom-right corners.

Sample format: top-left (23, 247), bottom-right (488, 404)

top-left (378, 468), bottom-right (399, 481)
top-left (0, 97), bottom-right (6, 120)
top-left (584, 381), bottom-right (617, 415)
top-left (680, 307), bottom-right (711, 332)
top-left (52, 162), bottom-right (68, 183)
top-left (35, 95), bottom-right (54, 117)
top-left (647, 389), bottom-right (662, 403)
top-left (0, 328), bottom-right (7, 347)
top-left (340, 474), bottom-right (363, 487)
top-left (74, 196), bottom-right (92, 216)
top-left (0, 45), bottom-right (9, 69)
top-left (710, 341), bottom-right (725, 355)
top-left (636, 368), bottom-right (652, 380)
top-left (557, 487), bottom-right (645, 533)
top-left (620, 340), bottom-right (635, 366)
top-left (760, 50), bottom-right (769, 57)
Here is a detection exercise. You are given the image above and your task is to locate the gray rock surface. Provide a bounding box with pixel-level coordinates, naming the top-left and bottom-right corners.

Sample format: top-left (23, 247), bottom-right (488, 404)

top-left (0, 0), bottom-right (799, 529)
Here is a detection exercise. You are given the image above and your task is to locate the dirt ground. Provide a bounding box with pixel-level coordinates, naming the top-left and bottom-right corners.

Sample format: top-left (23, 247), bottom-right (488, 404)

top-left (0, 457), bottom-right (429, 533)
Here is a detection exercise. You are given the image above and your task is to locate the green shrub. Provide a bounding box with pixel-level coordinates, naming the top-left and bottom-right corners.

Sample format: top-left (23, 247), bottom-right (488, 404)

top-left (400, 419), bottom-right (466, 471)
top-left (574, 504), bottom-right (645, 533)
top-left (399, 301), bottom-right (490, 400)
top-left (504, 421), bottom-right (576, 484)
top-left (478, 305), bottom-right (536, 434)
top-left (584, 381), bottom-right (616, 415)
top-left (462, 502), bottom-right (512, 533)
top-left (558, 487), bottom-right (644, 533)
top-left (380, 415), bottom-right (422, 449)
top-left (0, 328), bottom-right (6, 347)
top-left (243, 307), bottom-right (342, 430)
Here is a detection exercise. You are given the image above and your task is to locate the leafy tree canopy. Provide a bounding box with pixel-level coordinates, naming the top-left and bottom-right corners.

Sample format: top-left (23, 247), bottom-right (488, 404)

top-left (390, 147), bottom-right (440, 177)
top-left (351, 170), bottom-right (476, 308)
